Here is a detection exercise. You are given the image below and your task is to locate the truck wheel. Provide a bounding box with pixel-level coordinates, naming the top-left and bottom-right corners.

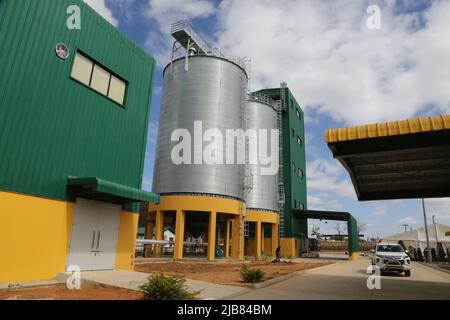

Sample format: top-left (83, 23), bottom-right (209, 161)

top-left (405, 270), bottom-right (411, 277)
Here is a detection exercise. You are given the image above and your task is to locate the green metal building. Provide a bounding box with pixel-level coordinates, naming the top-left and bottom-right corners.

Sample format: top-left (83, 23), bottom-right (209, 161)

top-left (0, 0), bottom-right (158, 283)
top-left (257, 86), bottom-right (308, 257)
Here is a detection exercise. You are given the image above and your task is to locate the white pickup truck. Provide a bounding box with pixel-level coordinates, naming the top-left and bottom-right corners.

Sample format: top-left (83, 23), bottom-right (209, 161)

top-left (371, 243), bottom-right (411, 277)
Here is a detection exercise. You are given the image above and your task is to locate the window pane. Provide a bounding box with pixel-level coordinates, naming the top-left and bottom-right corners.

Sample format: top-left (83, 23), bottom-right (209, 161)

top-left (71, 52), bottom-right (93, 86)
top-left (90, 64), bottom-right (110, 96)
top-left (108, 75), bottom-right (126, 105)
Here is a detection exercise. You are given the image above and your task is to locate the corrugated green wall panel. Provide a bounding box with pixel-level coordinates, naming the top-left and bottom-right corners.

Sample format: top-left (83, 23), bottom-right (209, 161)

top-left (0, 0), bottom-right (155, 201)
top-left (259, 87), bottom-right (307, 237)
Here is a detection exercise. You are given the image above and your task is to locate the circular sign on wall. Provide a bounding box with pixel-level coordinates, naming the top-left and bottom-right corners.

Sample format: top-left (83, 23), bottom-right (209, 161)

top-left (55, 43), bottom-right (69, 60)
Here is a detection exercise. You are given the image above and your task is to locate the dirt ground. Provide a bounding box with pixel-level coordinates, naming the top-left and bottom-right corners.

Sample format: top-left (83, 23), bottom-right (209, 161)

top-left (0, 284), bottom-right (143, 300)
top-left (134, 261), bottom-right (327, 285)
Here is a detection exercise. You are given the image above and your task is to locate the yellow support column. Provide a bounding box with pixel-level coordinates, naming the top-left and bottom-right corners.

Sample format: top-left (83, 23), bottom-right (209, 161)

top-left (271, 223), bottom-right (278, 257)
top-left (207, 211), bottom-right (217, 261)
top-left (261, 225), bottom-right (265, 256)
top-left (173, 210), bottom-right (185, 260)
top-left (154, 210), bottom-right (164, 257)
top-left (225, 220), bottom-right (230, 258)
top-left (231, 215), bottom-right (244, 260)
top-left (255, 221), bottom-right (262, 258)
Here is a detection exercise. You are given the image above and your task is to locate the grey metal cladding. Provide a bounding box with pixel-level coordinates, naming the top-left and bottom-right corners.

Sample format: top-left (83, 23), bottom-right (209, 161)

top-left (245, 100), bottom-right (278, 211)
top-left (152, 56), bottom-right (247, 199)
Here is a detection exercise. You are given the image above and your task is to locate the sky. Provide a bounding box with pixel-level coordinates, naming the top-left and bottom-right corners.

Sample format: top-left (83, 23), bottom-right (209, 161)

top-left (84, 0), bottom-right (450, 238)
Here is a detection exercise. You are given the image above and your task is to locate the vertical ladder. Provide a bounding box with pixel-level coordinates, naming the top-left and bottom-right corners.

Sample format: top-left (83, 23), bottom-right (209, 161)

top-left (277, 82), bottom-right (287, 240)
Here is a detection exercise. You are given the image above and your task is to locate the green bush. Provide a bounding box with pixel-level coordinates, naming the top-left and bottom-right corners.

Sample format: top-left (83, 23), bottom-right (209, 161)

top-left (240, 265), bottom-right (265, 283)
top-left (139, 272), bottom-right (200, 300)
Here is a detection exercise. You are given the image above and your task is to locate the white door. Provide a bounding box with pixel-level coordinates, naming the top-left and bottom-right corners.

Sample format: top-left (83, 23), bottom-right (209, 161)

top-left (67, 199), bottom-right (120, 271)
top-left (91, 203), bottom-right (120, 270)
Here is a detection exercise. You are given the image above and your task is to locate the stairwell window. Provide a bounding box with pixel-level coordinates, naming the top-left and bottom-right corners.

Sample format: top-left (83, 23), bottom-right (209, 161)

top-left (298, 169), bottom-right (304, 179)
top-left (297, 136), bottom-right (302, 147)
top-left (71, 50), bottom-right (128, 106)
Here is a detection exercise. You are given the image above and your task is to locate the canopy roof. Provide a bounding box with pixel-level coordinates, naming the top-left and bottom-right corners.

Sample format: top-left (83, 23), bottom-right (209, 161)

top-left (326, 115), bottom-right (450, 201)
top-left (67, 177), bottom-right (160, 205)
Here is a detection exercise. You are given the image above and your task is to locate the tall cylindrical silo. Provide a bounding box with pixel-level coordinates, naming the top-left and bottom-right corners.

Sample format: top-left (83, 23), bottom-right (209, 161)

top-left (245, 94), bottom-right (279, 212)
top-left (152, 55), bottom-right (248, 200)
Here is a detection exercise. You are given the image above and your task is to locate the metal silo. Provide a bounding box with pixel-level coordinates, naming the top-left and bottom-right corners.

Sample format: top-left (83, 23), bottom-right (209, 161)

top-left (152, 55), bottom-right (248, 200)
top-left (245, 93), bottom-right (279, 212)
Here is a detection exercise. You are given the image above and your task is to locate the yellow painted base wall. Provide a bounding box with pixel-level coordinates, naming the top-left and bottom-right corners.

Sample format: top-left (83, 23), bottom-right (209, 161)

top-left (263, 238), bottom-right (272, 256)
top-left (0, 191), bottom-right (139, 283)
top-left (115, 211), bottom-right (139, 270)
top-left (280, 238), bottom-right (301, 259)
top-left (0, 191), bottom-right (74, 283)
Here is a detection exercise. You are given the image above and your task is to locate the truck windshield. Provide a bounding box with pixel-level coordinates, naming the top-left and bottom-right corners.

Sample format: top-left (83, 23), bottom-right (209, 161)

top-left (377, 245), bottom-right (404, 252)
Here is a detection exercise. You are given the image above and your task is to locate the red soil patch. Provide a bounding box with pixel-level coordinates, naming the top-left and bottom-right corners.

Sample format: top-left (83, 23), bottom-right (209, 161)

top-left (134, 261), bottom-right (327, 285)
top-left (0, 284), bottom-right (143, 300)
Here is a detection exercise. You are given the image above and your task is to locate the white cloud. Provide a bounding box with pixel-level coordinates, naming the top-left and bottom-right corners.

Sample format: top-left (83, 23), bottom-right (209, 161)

top-left (307, 195), bottom-right (344, 211)
top-left (424, 198), bottom-right (450, 223)
top-left (372, 205), bottom-right (388, 216)
top-left (215, 0), bottom-right (450, 125)
top-left (84, 0), bottom-right (118, 27)
top-left (306, 158), bottom-right (355, 199)
top-left (398, 217), bottom-right (419, 226)
top-left (144, 0), bottom-right (216, 66)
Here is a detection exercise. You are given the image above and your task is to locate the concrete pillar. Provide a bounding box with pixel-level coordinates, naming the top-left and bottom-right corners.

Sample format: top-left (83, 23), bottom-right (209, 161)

top-left (225, 220), bottom-right (231, 258)
top-left (255, 221), bottom-right (262, 258)
top-left (173, 210), bottom-right (185, 259)
top-left (271, 223), bottom-right (278, 257)
top-left (207, 211), bottom-right (217, 261)
top-left (154, 210), bottom-right (164, 257)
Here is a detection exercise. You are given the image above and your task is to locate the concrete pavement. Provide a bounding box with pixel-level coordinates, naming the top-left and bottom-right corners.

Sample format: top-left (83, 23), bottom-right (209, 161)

top-left (232, 257), bottom-right (450, 300)
top-left (80, 270), bottom-right (251, 300)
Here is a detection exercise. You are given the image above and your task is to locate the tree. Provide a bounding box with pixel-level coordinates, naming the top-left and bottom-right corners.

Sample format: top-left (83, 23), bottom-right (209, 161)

top-left (357, 219), bottom-right (368, 236)
top-left (334, 222), bottom-right (345, 240)
top-left (311, 226), bottom-right (322, 239)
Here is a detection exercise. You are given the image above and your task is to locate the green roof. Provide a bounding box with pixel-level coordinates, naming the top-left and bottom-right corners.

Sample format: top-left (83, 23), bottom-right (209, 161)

top-left (67, 177), bottom-right (160, 205)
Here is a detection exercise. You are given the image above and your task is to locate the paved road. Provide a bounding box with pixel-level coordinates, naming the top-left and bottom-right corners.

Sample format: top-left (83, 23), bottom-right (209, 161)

top-left (233, 257), bottom-right (450, 300)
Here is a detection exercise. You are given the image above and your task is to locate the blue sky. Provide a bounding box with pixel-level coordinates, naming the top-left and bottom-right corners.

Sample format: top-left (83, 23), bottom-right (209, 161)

top-left (87, 0), bottom-right (450, 238)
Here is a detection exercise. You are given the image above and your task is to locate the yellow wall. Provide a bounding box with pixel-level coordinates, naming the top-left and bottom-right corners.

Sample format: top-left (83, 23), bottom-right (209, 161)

top-left (149, 194), bottom-right (242, 215)
top-left (115, 211), bottom-right (139, 270)
top-left (245, 210), bottom-right (279, 224)
top-left (0, 191), bottom-right (74, 283)
top-left (280, 238), bottom-right (300, 259)
top-left (0, 191), bottom-right (140, 283)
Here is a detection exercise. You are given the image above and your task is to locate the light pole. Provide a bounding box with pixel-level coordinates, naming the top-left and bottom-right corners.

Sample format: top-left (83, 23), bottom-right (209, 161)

top-left (421, 198), bottom-right (432, 263)
top-left (432, 215), bottom-right (439, 244)
top-left (402, 224), bottom-right (408, 232)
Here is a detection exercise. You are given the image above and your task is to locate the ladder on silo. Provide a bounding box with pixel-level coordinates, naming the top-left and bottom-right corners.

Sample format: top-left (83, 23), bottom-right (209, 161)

top-left (239, 66), bottom-right (252, 259)
top-left (277, 82), bottom-right (287, 240)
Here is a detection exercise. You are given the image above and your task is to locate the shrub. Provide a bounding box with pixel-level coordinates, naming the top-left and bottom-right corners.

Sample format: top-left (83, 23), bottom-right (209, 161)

top-left (240, 265), bottom-right (265, 283)
top-left (139, 272), bottom-right (200, 300)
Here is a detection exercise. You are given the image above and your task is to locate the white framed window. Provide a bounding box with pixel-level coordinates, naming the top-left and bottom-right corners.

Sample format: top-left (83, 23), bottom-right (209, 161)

top-left (70, 50), bottom-right (128, 106)
top-left (91, 64), bottom-right (110, 96)
top-left (297, 136), bottom-right (302, 146)
top-left (108, 75), bottom-right (127, 105)
top-left (298, 169), bottom-right (304, 179)
top-left (296, 109), bottom-right (301, 120)
top-left (71, 52), bottom-right (93, 86)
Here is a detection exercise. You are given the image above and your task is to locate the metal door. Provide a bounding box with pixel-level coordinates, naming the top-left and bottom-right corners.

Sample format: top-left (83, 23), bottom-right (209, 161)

top-left (91, 202), bottom-right (120, 270)
top-left (66, 199), bottom-right (120, 271)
